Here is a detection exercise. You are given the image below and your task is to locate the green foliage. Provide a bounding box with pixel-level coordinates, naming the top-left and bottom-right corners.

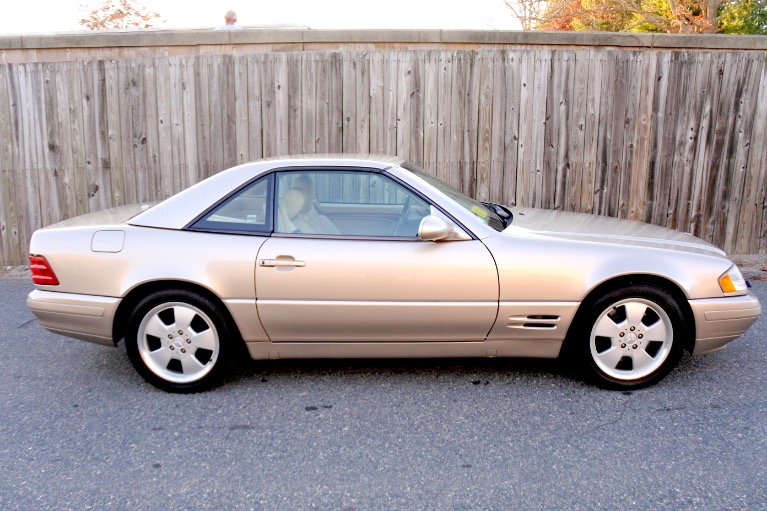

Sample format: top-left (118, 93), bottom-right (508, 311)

top-left (718, 0), bottom-right (767, 33)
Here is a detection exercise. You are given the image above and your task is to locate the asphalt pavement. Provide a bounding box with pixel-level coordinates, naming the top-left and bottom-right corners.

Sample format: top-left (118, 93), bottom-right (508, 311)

top-left (1, 276), bottom-right (765, 510)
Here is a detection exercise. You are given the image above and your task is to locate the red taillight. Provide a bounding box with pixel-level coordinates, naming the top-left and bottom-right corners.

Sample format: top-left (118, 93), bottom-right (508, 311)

top-left (29, 255), bottom-right (60, 286)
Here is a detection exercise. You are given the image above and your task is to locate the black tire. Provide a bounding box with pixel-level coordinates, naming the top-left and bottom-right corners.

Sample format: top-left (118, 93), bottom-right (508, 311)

top-left (566, 284), bottom-right (687, 390)
top-left (125, 289), bottom-right (233, 393)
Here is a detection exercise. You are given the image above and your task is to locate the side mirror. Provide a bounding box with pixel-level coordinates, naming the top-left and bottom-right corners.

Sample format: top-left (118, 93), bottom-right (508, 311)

top-left (418, 215), bottom-right (454, 241)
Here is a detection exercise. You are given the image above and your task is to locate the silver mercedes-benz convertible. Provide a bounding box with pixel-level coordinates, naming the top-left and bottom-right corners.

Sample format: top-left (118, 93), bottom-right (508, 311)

top-left (27, 156), bottom-right (761, 392)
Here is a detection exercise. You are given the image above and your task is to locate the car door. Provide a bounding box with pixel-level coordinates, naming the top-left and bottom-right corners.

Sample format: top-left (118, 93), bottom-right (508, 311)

top-left (255, 169), bottom-right (499, 343)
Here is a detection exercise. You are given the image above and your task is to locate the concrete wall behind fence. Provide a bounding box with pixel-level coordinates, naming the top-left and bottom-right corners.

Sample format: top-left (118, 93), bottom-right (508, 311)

top-left (1, 30), bottom-right (766, 265)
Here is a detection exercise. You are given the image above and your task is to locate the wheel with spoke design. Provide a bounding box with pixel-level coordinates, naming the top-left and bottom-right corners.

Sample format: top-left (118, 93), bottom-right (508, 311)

top-left (125, 290), bottom-right (232, 393)
top-left (571, 284), bottom-right (687, 389)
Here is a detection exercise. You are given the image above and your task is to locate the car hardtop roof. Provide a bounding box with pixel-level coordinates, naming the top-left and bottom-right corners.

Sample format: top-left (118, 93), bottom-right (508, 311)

top-left (259, 154), bottom-right (406, 170)
top-left (129, 154), bottom-right (409, 230)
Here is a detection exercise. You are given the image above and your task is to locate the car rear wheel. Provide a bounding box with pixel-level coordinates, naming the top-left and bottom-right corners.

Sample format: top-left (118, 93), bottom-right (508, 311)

top-left (125, 290), bottom-right (232, 393)
top-left (572, 284), bottom-right (687, 389)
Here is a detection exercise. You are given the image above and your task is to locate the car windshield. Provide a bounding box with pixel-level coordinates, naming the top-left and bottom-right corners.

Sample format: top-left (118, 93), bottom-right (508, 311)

top-left (402, 162), bottom-right (506, 232)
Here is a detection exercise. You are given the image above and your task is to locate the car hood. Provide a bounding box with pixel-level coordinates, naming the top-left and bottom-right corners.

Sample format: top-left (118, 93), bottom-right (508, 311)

top-left (42, 203), bottom-right (155, 229)
top-left (508, 207), bottom-right (726, 257)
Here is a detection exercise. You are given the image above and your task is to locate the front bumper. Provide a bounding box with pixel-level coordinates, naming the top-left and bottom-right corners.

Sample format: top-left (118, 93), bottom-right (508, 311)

top-left (27, 289), bottom-right (121, 346)
top-left (689, 292), bottom-right (762, 355)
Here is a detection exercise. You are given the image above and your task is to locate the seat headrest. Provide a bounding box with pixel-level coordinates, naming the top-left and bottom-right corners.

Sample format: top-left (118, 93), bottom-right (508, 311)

top-left (283, 188), bottom-right (307, 220)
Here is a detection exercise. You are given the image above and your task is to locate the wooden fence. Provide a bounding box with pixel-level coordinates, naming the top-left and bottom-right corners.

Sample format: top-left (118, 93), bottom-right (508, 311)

top-left (1, 32), bottom-right (766, 265)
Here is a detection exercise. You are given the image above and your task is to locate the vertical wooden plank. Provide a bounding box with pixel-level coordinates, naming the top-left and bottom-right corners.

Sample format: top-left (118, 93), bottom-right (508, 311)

top-left (724, 54), bottom-right (762, 253)
top-left (488, 51), bottom-right (507, 205)
top-left (11, 64), bottom-right (42, 255)
top-left (542, 50), bottom-right (560, 211)
top-left (142, 59), bottom-right (161, 202)
top-left (127, 60), bottom-right (149, 203)
top-left (118, 60), bottom-right (140, 204)
top-left (221, 55), bottom-right (237, 170)
top-left (503, 50), bottom-right (521, 206)
top-left (104, 59), bottom-right (125, 205)
top-left (31, 63), bottom-right (49, 227)
top-left (603, 51), bottom-right (628, 218)
top-left (706, 53), bottom-right (744, 249)
top-left (66, 61), bottom-right (89, 216)
top-left (740, 55), bottom-right (767, 254)
top-left (313, 53), bottom-right (331, 154)
top-left (396, 51), bottom-right (412, 159)
top-left (592, 50), bottom-right (614, 217)
top-left (41, 63), bottom-right (67, 225)
top-left (448, 52), bottom-right (467, 192)
top-left (0, 63), bottom-right (22, 264)
top-left (580, 49), bottom-right (604, 215)
top-left (462, 51), bottom-right (480, 197)
top-left (286, 52), bottom-right (303, 155)
top-left (167, 58), bottom-right (185, 194)
top-left (40, 63), bottom-right (63, 227)
top-left (436, 51), bottom-right (453, 184)
top-left (155, 58), bottom-right (174, 200)
top-left (368, 52), bottom-right (384, 155)
top-left (194, 56), bottom-right (212, 179)
top-left (665, 51), bottom-right (694, 230)
top-left (627, 51), bottom-right (657, 222)
top-left (552, 51), bottom-right (574, 212)
top-left (80, 60), bottom-right (102, 211)
top-left (93, 61), bottom-right (112, 210)
top-left (328, 52), bottom-right (343, 154)
top-left (246, 55), bottom-right (263, 161)
top-left (475, 51), bottom-right (494, 203)
top-left (689, 52), bottom-right (719, 239)
top-left (617, 51), bottom-right (643, 220)
top-left (355, 52), bottom-right (370, 155)
top-left (300, 53), bottom-right (317, 154)
top-left (516, 48), bottom-right (535, 207)
top-left (342, 52), bottom-right (358, 154)
top-left (530, 49), bottom-right (550, 208)
top-left (422, 51), bottom-right (440, 176)
top-left (675, 52), bottom-right (706, 231)
top-left (382, 52), bottom-right (398, 157)
top-left (206, 56), bottom-right (224, 174)
top-left (233, 55), bottom-right (249, 165)
top-left (646, 51), bottom-right (675, 226)
top-left (409, 52), bottom-right (425, 167)
top-left (180, 56), bottom-right (199, 186)
top-left (566, 50), bottom-right (589, 213)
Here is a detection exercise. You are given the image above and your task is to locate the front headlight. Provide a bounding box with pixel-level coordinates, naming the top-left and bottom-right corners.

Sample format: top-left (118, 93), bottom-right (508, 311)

top-left (719, 265), bottom-right (747, 294)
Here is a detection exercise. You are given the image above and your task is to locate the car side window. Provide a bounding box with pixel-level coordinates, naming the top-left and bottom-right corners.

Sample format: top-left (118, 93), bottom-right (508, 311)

top-left (274, 170), bottom-right (430, 238)
top-left (190, 175), bottom-right (272, 233)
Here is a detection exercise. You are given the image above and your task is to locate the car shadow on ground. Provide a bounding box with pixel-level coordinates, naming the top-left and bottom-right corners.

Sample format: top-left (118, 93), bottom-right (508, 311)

top-left (220, 356), bottom-right (595, 392)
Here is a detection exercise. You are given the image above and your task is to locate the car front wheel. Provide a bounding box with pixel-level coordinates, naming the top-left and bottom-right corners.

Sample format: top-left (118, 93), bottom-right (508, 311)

top-left (125, 290), bottom-right (232, 393)
top-left (573, 284), bottom-right (687, 389)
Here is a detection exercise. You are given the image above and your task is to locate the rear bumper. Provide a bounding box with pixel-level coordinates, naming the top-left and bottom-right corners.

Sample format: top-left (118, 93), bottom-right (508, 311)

top-left (689, 293), bottom-right (761, 355)
top-left (27, 289), bottom-right (120, 346)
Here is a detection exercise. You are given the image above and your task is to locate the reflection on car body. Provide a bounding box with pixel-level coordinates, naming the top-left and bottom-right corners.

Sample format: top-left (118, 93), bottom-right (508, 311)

top-left (26, 156), bottom-right (761, 392)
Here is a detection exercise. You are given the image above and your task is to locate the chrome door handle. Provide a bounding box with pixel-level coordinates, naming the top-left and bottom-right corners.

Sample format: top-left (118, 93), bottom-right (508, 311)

top-left (259, 259), bottom-right (306, 268)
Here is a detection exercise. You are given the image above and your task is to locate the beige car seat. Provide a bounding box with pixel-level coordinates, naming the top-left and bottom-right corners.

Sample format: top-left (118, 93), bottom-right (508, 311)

top-left (290, 176), bottom-right (341, 235)
top-left (276, 188), bottom-right (307, 233)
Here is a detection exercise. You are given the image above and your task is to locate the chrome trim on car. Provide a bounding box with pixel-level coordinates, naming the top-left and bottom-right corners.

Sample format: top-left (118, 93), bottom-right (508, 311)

top-left (259, 259), bottom-right (306, 268)
top-left (244, 339), bottom-right (563, 360)
top-left (486, 302), bottom-right (579, 342)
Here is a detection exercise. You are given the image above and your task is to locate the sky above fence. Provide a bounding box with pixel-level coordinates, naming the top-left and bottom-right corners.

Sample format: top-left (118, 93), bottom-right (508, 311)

top-left (1, 0), bottom-right (522, 34)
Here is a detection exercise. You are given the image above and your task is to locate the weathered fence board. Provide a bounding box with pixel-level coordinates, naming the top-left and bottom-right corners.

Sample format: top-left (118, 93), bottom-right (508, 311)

top-left (1, 47), bottom-right (767, 265)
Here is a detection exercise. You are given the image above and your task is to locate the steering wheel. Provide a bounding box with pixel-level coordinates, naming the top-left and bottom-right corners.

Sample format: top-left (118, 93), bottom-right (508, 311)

top-left (392, 196), bottom-right (413, 236)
